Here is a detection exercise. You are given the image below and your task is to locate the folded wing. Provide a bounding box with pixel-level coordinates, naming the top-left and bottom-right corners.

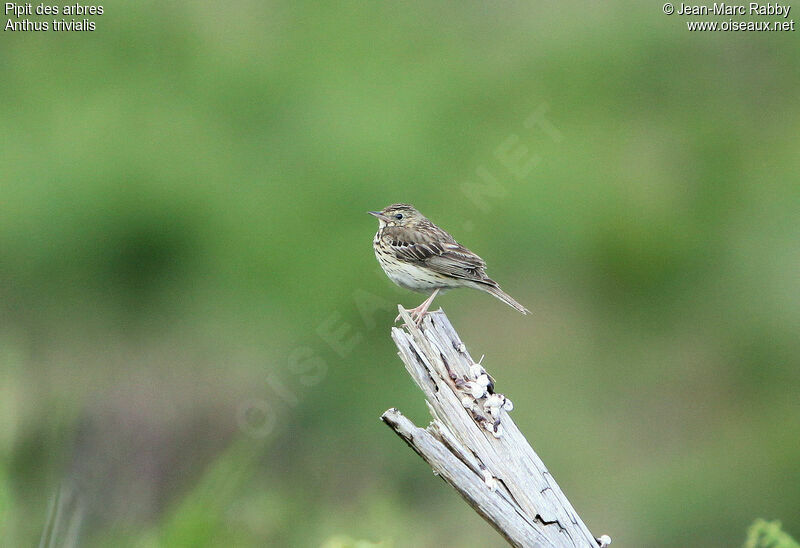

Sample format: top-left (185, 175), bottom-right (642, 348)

top-left (386, 228), bottom-right (491, 283)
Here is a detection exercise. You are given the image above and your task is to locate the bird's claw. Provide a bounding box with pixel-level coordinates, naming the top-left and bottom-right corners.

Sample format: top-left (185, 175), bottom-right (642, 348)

top-left (394, 308), bottom-right (427, 325)
top-left (396, 289), bottom-right (440, 326)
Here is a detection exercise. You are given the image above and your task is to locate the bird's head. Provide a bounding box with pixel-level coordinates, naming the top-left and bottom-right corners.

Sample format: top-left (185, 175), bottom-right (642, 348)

top-left (368, 203), bottom-right (424, 228)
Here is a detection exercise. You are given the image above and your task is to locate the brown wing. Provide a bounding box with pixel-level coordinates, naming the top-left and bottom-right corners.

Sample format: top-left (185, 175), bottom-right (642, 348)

top-left (383, 226), bottom-right (491, 282)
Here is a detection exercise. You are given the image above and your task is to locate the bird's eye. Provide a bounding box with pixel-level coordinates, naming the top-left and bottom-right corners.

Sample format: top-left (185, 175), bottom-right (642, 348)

top-left (395, 213), bottom-right (403, 220)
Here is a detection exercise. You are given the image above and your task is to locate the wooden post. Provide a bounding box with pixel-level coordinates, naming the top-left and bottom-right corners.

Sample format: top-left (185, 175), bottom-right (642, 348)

top-left (381, 306), bottom-right (609, 548)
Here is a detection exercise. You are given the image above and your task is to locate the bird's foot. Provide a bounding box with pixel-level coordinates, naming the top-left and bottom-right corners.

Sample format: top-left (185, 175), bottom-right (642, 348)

top-left (395, 289), bottom-right (440, 326)
top-left (394, 303), bottom-right (427, 325)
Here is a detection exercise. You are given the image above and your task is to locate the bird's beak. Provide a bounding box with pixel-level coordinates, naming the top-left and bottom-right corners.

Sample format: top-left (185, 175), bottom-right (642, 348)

top-left (368, 211), bottom-right (388, 220)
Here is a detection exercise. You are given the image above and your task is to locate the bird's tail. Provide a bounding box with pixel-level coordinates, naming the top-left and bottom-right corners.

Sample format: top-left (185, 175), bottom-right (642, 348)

top-left (481, 283), bottom-right (531, 315)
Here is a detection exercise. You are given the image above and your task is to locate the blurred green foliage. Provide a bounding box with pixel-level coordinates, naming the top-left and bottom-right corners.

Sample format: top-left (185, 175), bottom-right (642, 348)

top-left (320, 537), bottom-right (388, 548)
top-left (2, 2), bottom-right (799, 547)
top-left (745, 520), bottom-right (799, 548)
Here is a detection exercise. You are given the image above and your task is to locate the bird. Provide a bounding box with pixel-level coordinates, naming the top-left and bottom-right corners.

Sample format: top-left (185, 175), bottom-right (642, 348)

top-left (369, 203), bottom-right (530, 324)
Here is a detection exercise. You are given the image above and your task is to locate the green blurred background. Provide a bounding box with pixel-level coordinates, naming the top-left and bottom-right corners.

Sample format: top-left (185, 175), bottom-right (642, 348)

top-left (2, 2), bottom-right (799, 546)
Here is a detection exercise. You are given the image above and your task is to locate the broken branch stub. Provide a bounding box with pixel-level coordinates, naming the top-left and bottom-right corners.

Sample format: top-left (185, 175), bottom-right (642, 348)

top-left (381, 306), bottom-right (607, 548)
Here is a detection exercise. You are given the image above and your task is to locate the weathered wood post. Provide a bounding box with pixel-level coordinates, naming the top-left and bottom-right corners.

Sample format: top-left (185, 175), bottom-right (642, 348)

top-left (382, 306), bottom-right (610, 548)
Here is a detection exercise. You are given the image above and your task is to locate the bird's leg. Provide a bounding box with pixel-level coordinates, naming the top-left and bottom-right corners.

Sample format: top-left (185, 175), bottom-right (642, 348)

top-left (396, 289), bottom-right (440, 325)
top-left (413, 289), bottom-right (440, 325)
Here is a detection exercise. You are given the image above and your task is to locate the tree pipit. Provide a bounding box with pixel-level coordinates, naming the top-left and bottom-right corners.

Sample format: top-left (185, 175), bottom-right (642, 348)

top-left (369, 203), bottom-right (530, 324)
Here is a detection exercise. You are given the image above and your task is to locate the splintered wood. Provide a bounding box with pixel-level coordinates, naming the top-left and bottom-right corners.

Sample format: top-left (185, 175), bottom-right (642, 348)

top-left (381, 307), bottom-right (605, 548)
